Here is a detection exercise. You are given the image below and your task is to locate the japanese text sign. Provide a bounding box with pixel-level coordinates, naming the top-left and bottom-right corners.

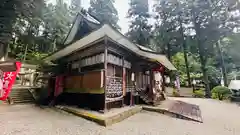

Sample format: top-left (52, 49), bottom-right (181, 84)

top-left (0, 62), bottom-right (21, 101)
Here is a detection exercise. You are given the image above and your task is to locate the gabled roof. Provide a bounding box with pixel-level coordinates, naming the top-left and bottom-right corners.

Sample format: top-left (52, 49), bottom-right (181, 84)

top-left (63, 12), bottom-right (101, 45)
top-left (45, 24), bottom-right (176, 70)
top-left (136, 44), bottom-right (156, 53)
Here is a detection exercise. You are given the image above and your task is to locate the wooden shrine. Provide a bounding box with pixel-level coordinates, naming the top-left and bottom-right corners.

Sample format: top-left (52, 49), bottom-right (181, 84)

top-left (44, 12), bottom-right (176, 111)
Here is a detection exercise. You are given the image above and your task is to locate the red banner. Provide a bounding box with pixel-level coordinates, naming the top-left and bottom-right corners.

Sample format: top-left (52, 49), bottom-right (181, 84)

top-left (54, 75), bottom-right (64, 97)
top-left (0, 62), bottom-right (21, 101)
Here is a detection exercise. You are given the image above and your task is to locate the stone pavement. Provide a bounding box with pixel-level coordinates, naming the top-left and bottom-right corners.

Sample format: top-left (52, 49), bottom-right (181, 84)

top-left (1, 99), bottom-right (240, 135)
top-left (55, 105), bottom-right (142, 126)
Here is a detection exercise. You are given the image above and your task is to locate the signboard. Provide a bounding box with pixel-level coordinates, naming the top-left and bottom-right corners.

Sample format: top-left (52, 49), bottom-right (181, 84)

top-left (0, 62), bottom-right (21, 101)
top-left (0, 61), bottom-right (17, 72)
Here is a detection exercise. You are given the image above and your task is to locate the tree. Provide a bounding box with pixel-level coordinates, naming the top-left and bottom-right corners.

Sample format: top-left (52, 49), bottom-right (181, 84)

top-left (153, 0), bottom-right (191, 86)
top-left (127, 0), bottom-right (152, 46)
top-left (70, 0), bottom-right (82, 19)
top-left (6, 0), bottom-right (72, 63)
top-left (0, 0), bottom-right (44, 60)
top-left (188, 0), bottom-right (240, 97)
top-left (172, 52), bottom-right (201, 85)
top-left (43, 0), bottom-right (72, 50)
top-left (153, 0), bottom-right (240, 93)
top-left (88, 0), bottom-right (120, 29)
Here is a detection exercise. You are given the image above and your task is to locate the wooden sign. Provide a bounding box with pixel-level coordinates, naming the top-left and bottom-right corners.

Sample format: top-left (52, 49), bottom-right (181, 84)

top-left (0, 61), bottom-right (17, 72)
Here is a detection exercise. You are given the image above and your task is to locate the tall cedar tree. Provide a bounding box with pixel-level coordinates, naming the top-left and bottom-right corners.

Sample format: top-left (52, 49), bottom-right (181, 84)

top-left (127, 0), bottom-right (152, 46)
top-left (88, 0), bottom-right (120, 30)
top-left (70, 0), bottom-right (82, 19)
top-left (0, 0), bottom-right (43, 60)
top-left (188, 0), bottom-right (240, 97)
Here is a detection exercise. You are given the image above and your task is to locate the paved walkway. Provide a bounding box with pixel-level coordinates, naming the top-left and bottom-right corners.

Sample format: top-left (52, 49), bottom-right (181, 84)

top-left (0, 98), bottom-right (240, 135)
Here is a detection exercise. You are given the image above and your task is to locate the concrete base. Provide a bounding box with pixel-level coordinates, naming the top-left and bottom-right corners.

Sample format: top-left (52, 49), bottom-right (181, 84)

top-left (55, 105), bottom-right (142, 126)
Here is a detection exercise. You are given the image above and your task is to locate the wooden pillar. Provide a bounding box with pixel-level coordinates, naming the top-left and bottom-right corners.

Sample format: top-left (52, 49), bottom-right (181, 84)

top-left (149, 70), bottom-right (154, 100)
top-left (161, 68), bottom-right (166, 100)
top-left (104, 37), bottom-right (108, 112)
top-left (161, 69), bottom-right (166, 93)
top-left (122, 57), bottom-right (125, 107)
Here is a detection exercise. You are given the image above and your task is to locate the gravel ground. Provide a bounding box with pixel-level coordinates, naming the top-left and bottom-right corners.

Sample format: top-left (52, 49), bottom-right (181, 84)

top-left (0, 98), bottom-right (240, 135)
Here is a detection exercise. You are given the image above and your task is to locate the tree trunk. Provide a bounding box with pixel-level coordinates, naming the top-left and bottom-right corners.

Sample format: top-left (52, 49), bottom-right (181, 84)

top-left (178, 14), bottom-right (191, 87)
top-left (166, 43), bottom-right (171, 61)
top-left (201, 63), bottom-right (211, 98)
top-left (216, 40), bottom-right (227, 86)
top-left (192, 11), bottom-right (211, 98)
top-left (0, 43), bottom-right (7, 61)
top-left (23, 44), bottom-right (28, 62)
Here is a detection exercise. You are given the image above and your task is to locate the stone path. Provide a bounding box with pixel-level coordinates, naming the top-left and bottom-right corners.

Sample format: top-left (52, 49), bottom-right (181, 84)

top-left (0, 98), bottom-right (240, 135)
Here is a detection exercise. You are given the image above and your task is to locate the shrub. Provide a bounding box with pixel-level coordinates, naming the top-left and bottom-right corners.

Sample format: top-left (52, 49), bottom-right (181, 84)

top-left (193, 89), bottom-right (205, 98)
top-left (211, 86), bottom-right (231, 100)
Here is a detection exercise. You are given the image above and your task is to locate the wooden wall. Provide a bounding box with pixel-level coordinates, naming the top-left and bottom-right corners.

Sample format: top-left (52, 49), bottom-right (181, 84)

top-left (64, 70), bottom-right (104, 94)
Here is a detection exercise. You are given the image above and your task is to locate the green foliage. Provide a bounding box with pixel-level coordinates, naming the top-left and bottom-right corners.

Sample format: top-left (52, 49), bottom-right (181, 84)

top-left (0, 0), bottom-right (44, 58)
top-left (171, 51), bottom-right (222, 87)
top-left (88, 0), bottom-right (119, 30)
top-left (127, 0), bottom-right (152, 46)
top-left (193, 89), bottom-right (205, 98)
top-left (153, 0), bottom-right (240, 97)
top-left (70, 0), bottom-right (82, 19)
top-left (152, 0), bottom-right (183, 54)
top-left (42, 1), bottom-right (72, 50)
top-left (172, 52), bottom-right (200, 85)
top-left (211, 86), bottom-right (231, 100)
top-left (5, 0), bottom-right (79, 63)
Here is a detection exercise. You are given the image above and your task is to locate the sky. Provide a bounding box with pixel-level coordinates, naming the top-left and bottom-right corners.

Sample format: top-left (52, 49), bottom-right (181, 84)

top-left (48, 0), bottom-right (154, 34)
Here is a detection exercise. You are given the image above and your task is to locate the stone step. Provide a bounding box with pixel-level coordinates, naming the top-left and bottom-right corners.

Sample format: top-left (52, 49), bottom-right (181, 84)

top-left (12, 96), bottom-right (33, 100)
top-left (13, 99), bottom-right (34, 103)
top-left (9, 89), bottom-right (35, 104)
top-left (10, 92), bottom-right (32, 96)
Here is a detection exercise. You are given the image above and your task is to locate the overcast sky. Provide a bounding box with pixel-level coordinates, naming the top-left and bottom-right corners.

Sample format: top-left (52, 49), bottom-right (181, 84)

top-left (48, 0), bottom-right (154, 34)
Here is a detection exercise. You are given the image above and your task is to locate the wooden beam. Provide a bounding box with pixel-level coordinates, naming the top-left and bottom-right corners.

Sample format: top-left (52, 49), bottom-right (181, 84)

top-left (104, 36), bottom-right (108, 112)
top-left (161, 68), bottom-right (166, 93)
top-left (122, 57), bottom-right (125, 107)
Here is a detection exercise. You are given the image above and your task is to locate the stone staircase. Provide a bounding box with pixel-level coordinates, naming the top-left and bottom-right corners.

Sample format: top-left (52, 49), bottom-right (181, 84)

top-left (9, 88), bottom-right (35, 104)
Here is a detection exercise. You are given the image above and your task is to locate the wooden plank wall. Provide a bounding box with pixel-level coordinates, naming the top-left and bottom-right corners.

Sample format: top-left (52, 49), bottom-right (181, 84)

top-left (65, 70), bottom-right (103, 94)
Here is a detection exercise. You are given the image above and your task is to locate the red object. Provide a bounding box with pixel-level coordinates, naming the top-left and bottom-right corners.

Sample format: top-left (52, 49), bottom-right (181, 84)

top-left (0, 62), bottom-right (21, 101)
top-left (54, 75), bottom-right (64, 97)
top-left (152, 66), bottom-right (164, 72)
top-left (122, 68), bottom-right (126, 96)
